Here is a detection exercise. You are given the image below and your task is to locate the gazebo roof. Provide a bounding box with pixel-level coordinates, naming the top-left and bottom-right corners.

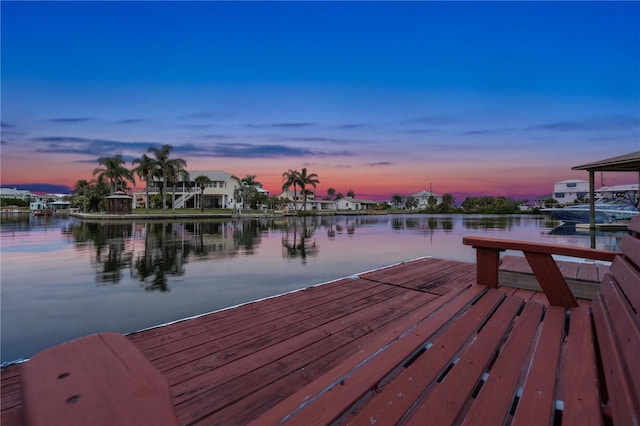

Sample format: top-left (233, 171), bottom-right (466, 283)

top-left (105, 191), bottom-right (132, 199)
top-left (572, 151), bottom-right (640, 172)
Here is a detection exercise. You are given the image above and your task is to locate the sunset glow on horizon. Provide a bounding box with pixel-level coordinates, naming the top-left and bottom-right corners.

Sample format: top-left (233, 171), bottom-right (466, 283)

top-left (1, 1), bottom-right (638, 201)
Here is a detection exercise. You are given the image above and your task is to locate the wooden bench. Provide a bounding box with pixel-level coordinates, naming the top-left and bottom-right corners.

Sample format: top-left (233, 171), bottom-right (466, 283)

top-left (21, 332), bottom-right (178, 426)
top-left (251, 217), bottom-right (640, 425)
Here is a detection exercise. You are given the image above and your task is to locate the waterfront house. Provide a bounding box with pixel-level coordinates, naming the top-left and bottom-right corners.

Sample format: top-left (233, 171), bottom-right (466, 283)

top-left (134, 170), bottom-right (243, 210)
top-left (276, 190), bottom-right (337, 211)
top-left (335, 197), bottom-right (378, 211)
top-left (552, 179), bottom-right (589, 204)
top-left (407, 189), bottom-right (443, 210)
top-left (0, 187), bottom-right (34, 201)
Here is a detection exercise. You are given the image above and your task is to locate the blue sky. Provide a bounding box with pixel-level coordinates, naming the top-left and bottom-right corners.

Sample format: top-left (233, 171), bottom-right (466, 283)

top-left (1, 1), bottom-right (639, 200)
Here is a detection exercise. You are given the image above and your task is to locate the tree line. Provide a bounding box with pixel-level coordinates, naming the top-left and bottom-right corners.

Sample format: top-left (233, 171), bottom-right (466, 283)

top-left (69, 144), bottom-right (525, 214)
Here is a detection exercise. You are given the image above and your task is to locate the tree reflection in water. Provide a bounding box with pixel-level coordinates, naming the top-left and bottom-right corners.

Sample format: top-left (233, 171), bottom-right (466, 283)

top-left (281, 217), bottom-right (318, 264)
top-left (64, 219), bottom-right (270, 290)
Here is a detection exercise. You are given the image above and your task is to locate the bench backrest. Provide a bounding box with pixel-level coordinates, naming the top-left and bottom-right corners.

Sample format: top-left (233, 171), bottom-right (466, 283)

top-left (591, 216), bottom-right (640, 424)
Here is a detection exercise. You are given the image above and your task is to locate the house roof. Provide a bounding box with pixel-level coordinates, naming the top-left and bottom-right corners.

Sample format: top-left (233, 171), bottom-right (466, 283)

top-left (188, 171), bottom-right (240, 182)
top-left (572, 151), bottom-right (640, 172)
top-left (338, 197), bottom-right (378, 204)
top-left (409, 189), bottom-right (442, 198)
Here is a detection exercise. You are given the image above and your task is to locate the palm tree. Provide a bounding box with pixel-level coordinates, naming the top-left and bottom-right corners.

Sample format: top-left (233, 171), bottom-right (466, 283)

top-left (347, 189), bottom-right (355, 198)
top-left (327, 187), bottom-right (336, 200)
top-left (147, 144), bottom-right (186, 212)
top-left (194, 175), bottom-right (211, 212)
top-left (282, 169), bottom-right (300, 211)
top-left (132, 154), bottom-right (155, 212)
top-left (93, 154), bottom-right (135, 194)
top-left (74, 179), bottom-right (91, 212)
top-left (298, 168), bottom-right (320, 211)
top-left (165, 158), bottom-right (188, 212)
top-left (391, 194), bottom-right (403, 208)
top-left (241, 175), bottom-right (262, 188)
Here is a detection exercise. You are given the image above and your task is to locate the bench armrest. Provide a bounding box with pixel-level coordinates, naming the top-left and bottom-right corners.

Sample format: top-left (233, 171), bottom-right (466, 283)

top-left (462, 236), bottom-right (617, 307)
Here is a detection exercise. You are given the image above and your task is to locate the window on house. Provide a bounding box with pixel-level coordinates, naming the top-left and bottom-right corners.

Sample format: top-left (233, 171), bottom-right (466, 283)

top-left (566, 183), bottom-right (577, 188)
top-left (555, 193), bottom-right (565, 198)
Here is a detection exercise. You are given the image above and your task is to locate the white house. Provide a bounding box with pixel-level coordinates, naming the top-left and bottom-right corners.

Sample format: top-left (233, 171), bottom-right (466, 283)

top-left (0, 188), bottom-right (35, 200)
top-left (552, 179), bottom-right (589, 204)
top-left (335, 197), bottom-right (378, 210)
top-left (276, 190), bottom-right (337, 211)
top-left (134, 170), bottom-right (244, 210)
top-left (407, 189), bottom-right (443, 210)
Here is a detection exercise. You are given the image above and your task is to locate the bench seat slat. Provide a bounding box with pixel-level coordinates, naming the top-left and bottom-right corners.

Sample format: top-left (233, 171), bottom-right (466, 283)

top-left (599, 273), bottom-right (640, 397)
top-left (592, 294), bottom-right (640, 425)
top-left (512, 306), bottom-right (566, 425)
top-left (405, 296), bottom-right (523, 426)
top-left (344, 289), bottom-right (507, 426)
top-left (610, 256), bottom-right (640, 321)
top-left (621, 233), bottom-right (640, 270)
top-left (558, 305), bottom-right (604, 425)
top-left (462, 301), bottom-right (544, 425)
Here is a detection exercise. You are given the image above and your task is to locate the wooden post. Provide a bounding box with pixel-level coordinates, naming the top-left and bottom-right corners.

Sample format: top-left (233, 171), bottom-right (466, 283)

top-left (476, 247), bottom-right (501, 287)
top-left (523, 252), bottom-right (578, 307)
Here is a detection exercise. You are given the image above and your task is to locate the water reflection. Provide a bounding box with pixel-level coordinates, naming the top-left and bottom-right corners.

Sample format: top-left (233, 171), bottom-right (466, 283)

top-left (55, 214), bottom-right (627, 288)
top-left (281, 217), bottom-right (318, 264)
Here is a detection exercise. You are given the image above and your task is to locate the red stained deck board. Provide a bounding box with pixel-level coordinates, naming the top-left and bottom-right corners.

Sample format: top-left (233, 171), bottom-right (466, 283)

top-left (129, 276), bottom-right (366, 349)
top-left (363, 258), bottom-right (475, 291)
top-left (577, 263), bottom-right (599, 282)
top-left (154, 283), bottom-right (414, 378)
top-left (360, 257), bottom-right (450, 284)
top-left (172, 289), bottom-right (440, 424)
top-left (140, 279), bottom-right (397, 363)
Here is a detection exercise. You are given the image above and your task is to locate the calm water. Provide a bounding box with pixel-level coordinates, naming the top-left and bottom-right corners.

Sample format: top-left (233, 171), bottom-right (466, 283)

top-left (0, 213), bottom-right (626, 363)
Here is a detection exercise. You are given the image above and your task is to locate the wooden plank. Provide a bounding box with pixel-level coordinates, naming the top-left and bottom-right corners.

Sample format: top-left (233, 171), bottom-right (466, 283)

top-left (577, 263), bottom-right (599, 282)
top-left (142, 280), bottom-right (398, 362)
top-left (599, 274), bottom-right (640, 395)
top-left (610, 257), bottom-right (640, 320)
top-left (463, 236), bottom-right (617, 261)
top-left (628, 215), bottom-right (640, 235)
top-left (557, 306), bottom-right (603, 425)
top-left (0, 408), bottom-right (23, 426)
top-left (523, 252), bottom-right (578, 307)
top-left (331, 289), bottom-right (506, 426)
top-left (462, 301), bottom-right (545, 425)
top-left (403, 295), bottom-right (523, 425)
top-left (129, 277), bottom-right (364, 348)
top-left (591, 295), bottom-right (640, 425)
top-left (173, 289), bottom-right (438, 424)
top-left (499, 255), bottom-right (532, 274)
top-left (245, 286), bottom-right (487, 426)
top-left (21, 332), bottom-right (178, 426)
top-left (557, 260), bottom-right (580, 280)
top-left (512, 306), bottom-right (566, 425)
top-left (620, 234), bottom-right (639, 267)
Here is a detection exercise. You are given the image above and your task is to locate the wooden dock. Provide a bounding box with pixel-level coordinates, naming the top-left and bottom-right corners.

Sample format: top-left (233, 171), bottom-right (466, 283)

top-left (1, 245), bottom-right (637, 425)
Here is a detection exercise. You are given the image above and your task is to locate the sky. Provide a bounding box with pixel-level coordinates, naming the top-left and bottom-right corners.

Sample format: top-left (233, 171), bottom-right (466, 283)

top-left (1, 1), bottom-right (639, 202)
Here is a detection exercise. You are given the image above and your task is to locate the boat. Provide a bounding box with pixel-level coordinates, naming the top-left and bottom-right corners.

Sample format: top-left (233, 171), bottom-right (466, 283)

top-left (542, 197), bottom-right (638, 224)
